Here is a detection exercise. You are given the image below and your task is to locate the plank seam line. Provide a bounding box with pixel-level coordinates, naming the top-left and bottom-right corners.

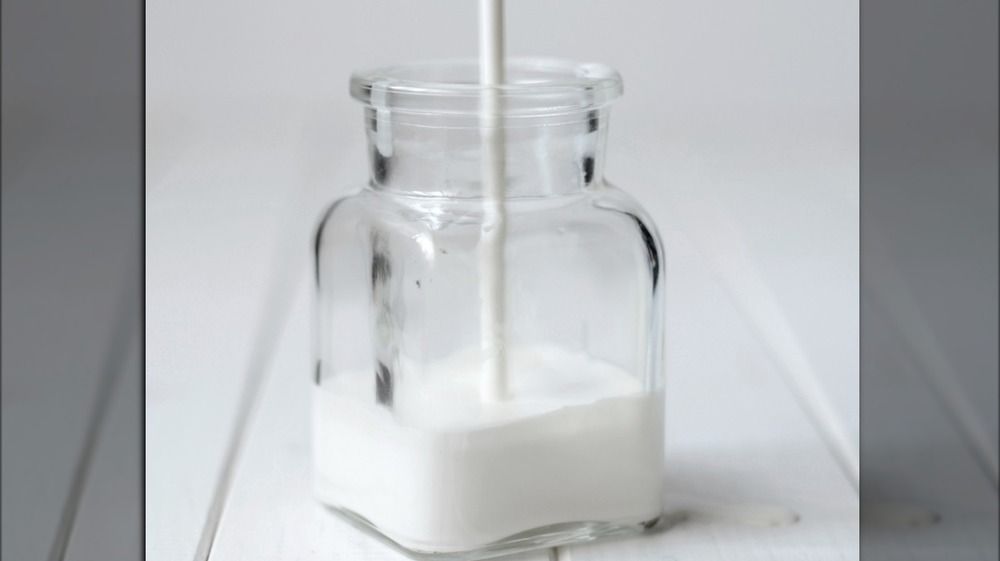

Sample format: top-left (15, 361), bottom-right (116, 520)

top-left (47, 274), bottom-right (139, 561)
top-left (721, 265), bottom-right (861, 493)
top-left (192, 134), bottom-right (358, 560)
top-left (190, 172), bottom-right (313, 561)
top-left (670, 198), bottom-right (861, 492)
top-left (192, 261), bottom-right (304, 561)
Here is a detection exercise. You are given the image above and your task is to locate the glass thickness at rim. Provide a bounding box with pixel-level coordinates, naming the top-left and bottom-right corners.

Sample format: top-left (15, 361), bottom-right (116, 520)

top-left (350, 58), bottom-right (623, 118)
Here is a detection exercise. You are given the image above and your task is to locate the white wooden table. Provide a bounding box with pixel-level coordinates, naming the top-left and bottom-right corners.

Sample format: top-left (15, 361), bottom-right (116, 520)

top-left (144, 99), bottom-right (868, 561)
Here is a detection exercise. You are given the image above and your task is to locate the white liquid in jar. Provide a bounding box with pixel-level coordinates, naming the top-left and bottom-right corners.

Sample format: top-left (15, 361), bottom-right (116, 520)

top-left (313, 345), bottom-right (663, 553)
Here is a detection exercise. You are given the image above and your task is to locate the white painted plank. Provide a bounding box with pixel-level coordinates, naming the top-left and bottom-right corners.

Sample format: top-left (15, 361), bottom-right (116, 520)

top-left (145, 101), bottom-right (358, 561)
top-left (609, 125), bottom-right (860, 455)
top-left (562, 236), bottom-right (859, 561)
top-left (209, 278), bottom-right (551, 561)
top-left (145, 126), bottom-right (290, 561)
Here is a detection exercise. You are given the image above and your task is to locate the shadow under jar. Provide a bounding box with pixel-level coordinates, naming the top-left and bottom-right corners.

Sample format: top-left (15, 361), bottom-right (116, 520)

top-left (312, 58), bottom-right (665, 560)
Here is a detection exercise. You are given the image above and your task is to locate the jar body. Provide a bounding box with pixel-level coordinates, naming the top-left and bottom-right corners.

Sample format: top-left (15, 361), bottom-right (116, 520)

top-left (313, 59), bottom-right (665, 560)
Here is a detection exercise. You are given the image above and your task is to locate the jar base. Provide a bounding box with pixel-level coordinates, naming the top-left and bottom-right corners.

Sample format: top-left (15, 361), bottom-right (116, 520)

top-left (319, 501), bottom-right (667, 561)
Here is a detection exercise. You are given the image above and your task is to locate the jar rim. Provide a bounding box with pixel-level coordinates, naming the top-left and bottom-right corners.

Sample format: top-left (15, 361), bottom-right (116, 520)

top-left (350, 58), bottom-right (623, 118)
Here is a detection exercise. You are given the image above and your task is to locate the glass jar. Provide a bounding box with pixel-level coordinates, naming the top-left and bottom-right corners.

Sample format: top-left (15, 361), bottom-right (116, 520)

top-left (312, 58), bottom-right (665, 560)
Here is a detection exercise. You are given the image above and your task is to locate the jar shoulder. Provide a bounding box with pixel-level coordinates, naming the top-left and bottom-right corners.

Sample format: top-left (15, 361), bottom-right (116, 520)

top-left (590, 183), bottom-right (660, 232)
top-left (589, 184), bottom-right (665, 286)
top-left (314, 185), bottom-right (664, 265)
top-left (318, 183), bottom-right (657, 223)
top-left (312, 191), bottom-right (365, 252)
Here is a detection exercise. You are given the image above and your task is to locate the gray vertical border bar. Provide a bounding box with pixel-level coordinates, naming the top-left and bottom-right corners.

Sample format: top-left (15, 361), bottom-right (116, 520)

top-left (1, 0), bottom-right (143, 558)
top-left (861, 1), bottom-right (998, 559)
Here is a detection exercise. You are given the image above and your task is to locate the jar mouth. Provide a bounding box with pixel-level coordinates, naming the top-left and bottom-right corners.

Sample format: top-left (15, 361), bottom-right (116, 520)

top-left (350, 58), bottom-right (623, 118)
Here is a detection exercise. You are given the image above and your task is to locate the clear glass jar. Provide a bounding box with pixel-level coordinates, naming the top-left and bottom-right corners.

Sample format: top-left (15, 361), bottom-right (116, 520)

top-left (312, 58), bottom-right (665, 560)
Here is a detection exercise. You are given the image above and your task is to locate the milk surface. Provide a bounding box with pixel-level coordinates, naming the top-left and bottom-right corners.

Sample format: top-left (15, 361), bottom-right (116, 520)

top-left (313, 345), bottom-right (663, 553)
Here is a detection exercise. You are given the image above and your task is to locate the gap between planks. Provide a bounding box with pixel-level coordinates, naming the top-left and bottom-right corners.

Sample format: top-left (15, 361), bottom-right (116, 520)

top-left (46, 271), bottom-right (140, 561)
top-left (192, 223), bottom-right (309, 561)
top-left (188, 105), bottom-right (342, 560)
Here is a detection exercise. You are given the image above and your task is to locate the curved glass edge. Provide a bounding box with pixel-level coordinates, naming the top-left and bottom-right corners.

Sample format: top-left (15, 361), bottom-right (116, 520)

top-left (320, 502), bottom-right (671, 561)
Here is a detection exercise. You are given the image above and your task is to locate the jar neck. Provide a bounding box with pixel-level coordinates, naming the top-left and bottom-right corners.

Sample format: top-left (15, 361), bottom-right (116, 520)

top-left (363, 108), bottom-right (611, 198)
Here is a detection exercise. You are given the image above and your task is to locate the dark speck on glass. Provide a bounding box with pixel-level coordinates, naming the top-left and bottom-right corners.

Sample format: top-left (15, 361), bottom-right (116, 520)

top-left (587, 110), bottom-right (599, 133)
top-left (582, 156), bottom-right (595, 184)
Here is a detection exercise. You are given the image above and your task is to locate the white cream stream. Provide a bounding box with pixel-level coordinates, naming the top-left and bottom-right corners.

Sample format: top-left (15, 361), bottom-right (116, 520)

top-left (478, 0), bottom-right (508, 403)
